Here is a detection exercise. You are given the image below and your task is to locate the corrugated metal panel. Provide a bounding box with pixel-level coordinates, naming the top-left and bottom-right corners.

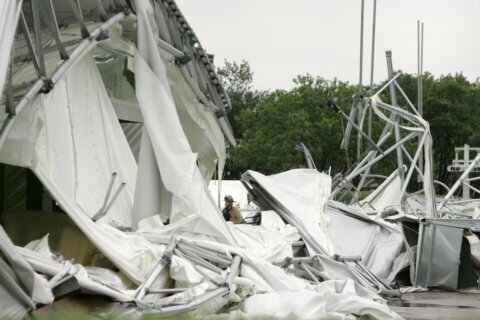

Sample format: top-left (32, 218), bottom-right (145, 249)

top-left (120, 122), bottom-right (143, 162)
top-left (5, 165), bottom-right (26, 212)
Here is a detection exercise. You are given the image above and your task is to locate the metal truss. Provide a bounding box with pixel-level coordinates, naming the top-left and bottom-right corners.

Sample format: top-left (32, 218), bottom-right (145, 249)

top-left (330, 52), bottom-right (436, 218)
top-left (0, 0), bottom-right (236, 153)
top-left (439, 152), bottom-right (480, 211)
top-left (241, 171), bottom-right (401, 296)
top-left (132, 235), bottom-right (242, 317)
top-left (145, 0), bottom-right (236, 145)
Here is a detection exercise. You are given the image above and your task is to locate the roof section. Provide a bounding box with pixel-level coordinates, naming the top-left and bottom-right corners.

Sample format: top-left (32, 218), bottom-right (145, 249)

top-left (0, 0), bottom-right (236, 147)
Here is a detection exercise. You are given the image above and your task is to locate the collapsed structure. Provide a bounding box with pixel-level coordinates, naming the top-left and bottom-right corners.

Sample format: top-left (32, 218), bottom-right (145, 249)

top-left (0, 0), bottom-right (478, 319)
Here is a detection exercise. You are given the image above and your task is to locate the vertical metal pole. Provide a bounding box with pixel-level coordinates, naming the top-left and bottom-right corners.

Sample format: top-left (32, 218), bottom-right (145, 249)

top-left (217, 161), bottom-right (222, 210)
top-left (417, 21), bottom-right (421, 114)
top-left (419, 23), bottom-right (424, 118)
top-left (463, 144), bottom-right (470, 200)
top-left (19, 11), bottom-right (41, 78)
top-left (31, 0), bottom-right (46, 77)
top-left (5, 56), bottom-right (15, 116)
top-left (357, 0), bottom-right (365, 160)
top-left (44, 0), bottom-right (69, 59)
top-left (386, 51), bottom-right (405, 192)
top-left (358, 0), bottom-right (365, 93)
top-left (417, 21), bottom-right (424, 177)
top-left (368, 0), bottom-right (377, 138)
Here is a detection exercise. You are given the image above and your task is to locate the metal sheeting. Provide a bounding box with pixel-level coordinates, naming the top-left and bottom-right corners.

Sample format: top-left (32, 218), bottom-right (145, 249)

top-left (416, 219), bottom-right (480, 289)
top-left (4, 165), bottom-right (27, 213)
top-left (416, 222), bottom-right (463, 290)
top-left (121, 122), bottom-right (143, 162)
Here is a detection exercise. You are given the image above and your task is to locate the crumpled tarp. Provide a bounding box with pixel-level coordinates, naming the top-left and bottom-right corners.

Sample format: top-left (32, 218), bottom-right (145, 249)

top-left (0, 225), bottom-right (53, 319)
top-left (133, 0), bottom-right (235, 245)
top-left (239, 281), bottom-right (401, 320)
top-left (244, 169), bottom-right (334, 255)
top-left (16, 235), bottom-right (133, 302)
top-left (326, 202), bottom-right (405, 281)
top-left (0, 55), bottom-right (164, 284)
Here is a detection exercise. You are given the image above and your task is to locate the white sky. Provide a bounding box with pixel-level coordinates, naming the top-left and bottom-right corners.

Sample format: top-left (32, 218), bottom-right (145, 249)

top-left (175, 0), bottom-right (480, 91)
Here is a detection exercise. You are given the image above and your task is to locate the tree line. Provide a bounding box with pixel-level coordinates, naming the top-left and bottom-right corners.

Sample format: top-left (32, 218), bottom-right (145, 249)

top-left (218, 60), bottom-right (480, 190)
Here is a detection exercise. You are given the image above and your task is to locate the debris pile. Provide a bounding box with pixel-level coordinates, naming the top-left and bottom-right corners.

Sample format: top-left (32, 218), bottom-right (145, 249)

top-left (0, 1), bottom-right (479, 319)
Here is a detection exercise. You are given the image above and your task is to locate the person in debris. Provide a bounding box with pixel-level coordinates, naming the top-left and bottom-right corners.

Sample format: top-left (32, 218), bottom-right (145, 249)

top-left (222, 195), bottom-right (243, 223)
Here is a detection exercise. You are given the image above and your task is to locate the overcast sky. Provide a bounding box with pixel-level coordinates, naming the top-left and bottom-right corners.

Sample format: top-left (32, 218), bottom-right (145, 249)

top-left (175, 0), bottom-right (480, 91)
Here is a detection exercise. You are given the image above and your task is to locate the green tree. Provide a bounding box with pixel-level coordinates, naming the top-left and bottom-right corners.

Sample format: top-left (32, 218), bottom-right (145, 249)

top-left (217, 60), bottom-right (267, 178)
top-left (424, 73), bottom-right (479, 182)
top-left (218, 59), bottom-right (480, 186)
top-left (217, 60), bottom-right (266, 140)
top-left (228, 75), bottom-right (358, 175)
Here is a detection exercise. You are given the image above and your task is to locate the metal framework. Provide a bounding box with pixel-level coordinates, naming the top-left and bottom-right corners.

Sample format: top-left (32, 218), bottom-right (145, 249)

top-left (330, 52), bottom-right (436, 218)
top-left (241, 171), bottom-right (401, 296)
top-left (0, 0), bottom-right (237, 154)
top-left (133, 234), bottom-right (243, 316)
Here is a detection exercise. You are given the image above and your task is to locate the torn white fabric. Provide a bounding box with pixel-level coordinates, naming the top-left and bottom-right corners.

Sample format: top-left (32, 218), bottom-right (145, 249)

top-left (0, 225), bottom-right (53, 319)
top-left (132, 128), bottom-right (168, 227)
top-left (0, 225), bottom-right (54, 305)
top-left (164, 51), bottom-right (226, 183)
top-left (0, 226), bottom-right (54, 319)
top-left (133, 0), bottom-right (235, 244)
top-left (2, 55), bottom-right (137, 226)
top-left (326, 205), bottom-right (404, 280)
top-left (260, 210), bottom-right (300, 243)
top-left (0, 56), bottom-right (168, 284)
top-left (245, 169), bottom-right (333, 255)
top-left (17, 246), bottom-right (133, 302)
top-left (360, 171), bottom-right (402, 214)
top-left (240, 285), bottom-right (402, 320)
top-left (232, 224), bottom-right (293, 261)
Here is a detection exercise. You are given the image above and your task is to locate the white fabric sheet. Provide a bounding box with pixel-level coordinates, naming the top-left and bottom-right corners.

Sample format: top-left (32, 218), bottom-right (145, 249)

top-left (326, 205), bottom-right (404, 280)
top-left (360, 173), bottom-right (402, 214)
top-left (0, 56), bottom-right (167, 284)
top-left (133, 0), bottom-right (235, 244)
top-left (0, 225), bottom-right (53, 319)
top-left (165, 53), bottom-right (226, 183)
top-left (240, 284), bottom-right (402, 320)
top-left (17, 246), bottom-right (133, 302)
top-left (245, 169), bottom-right (333, 255)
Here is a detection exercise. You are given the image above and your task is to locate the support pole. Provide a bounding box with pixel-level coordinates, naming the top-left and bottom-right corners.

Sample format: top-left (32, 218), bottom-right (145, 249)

top-left (357, 0), bottom-right (365, 160)
top-left (463, 144), bottom-right (470, 200)
top-left (368, 0), bottom-right (377, 138)
top-left (417, 21), bottom-right (424, 176)
top-left (135, 238), bottom-right (176, 301)
top-left (386, 51), bottom-right (405, 191)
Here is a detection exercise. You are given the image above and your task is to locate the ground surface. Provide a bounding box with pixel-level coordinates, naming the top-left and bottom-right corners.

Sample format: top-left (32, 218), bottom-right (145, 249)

top-left (31, 290), bottom-right (480, 319)
top-left (388, 290), bottom-right (480, 320)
